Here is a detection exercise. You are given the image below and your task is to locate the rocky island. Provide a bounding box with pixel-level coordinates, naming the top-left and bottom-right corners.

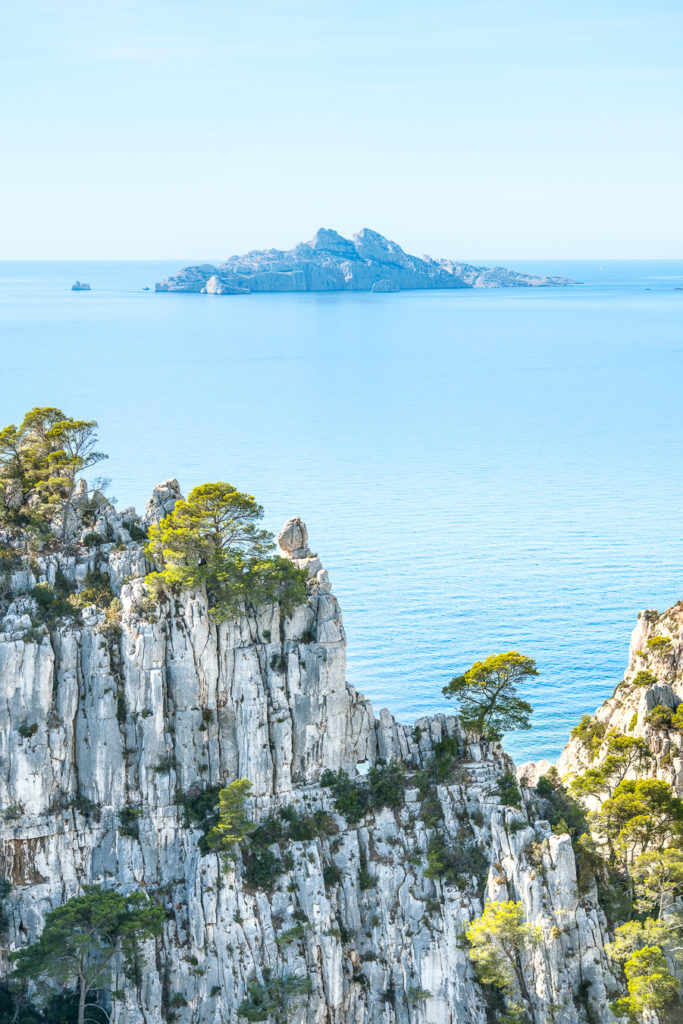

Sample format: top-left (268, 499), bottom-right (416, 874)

top-left (0, 408), bottom-right (681, 1024)
top-left (154, 228), bottom-right (575, 294)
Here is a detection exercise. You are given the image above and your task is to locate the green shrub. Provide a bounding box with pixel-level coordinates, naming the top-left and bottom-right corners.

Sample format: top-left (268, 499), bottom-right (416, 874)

top-left (275, 924), bottom-right (306, 945)
top-left (237, 971), bottom-right (312, 1022)
top-left (497, 770), bottom-right (522, 808)
top-left (243, 849), bottom-right (283, 891)
top-left (424, 834), bottom-right (488, 893)
top-left (358, 853), bottom-right (377, 890)
top-left (323, 862), bottom-right (342, 887)
top-left (72, 569), bottom-right (115, 610)
top-left (118, 806), bottom-right (142, 840)
top-left (645, 704), bottom-right (674, 729)
top-left (646, 636), bottom-right (672, 653)
top-left (535, 767), bottom-right (588, 840)
top-left (632, 670), bottom-right (658, 688)
top-left (570, 714), bottom-right (606, 760)
top-left (18, 722), bottom-right (38, 739)
top-left (320, 762), bottom-right (406, 823)
top-left (178, 785), bottom-right (222, 853)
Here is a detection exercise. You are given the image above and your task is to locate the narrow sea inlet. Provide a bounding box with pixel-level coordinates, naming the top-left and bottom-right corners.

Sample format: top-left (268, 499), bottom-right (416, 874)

top-left (2, 258), bottom-right (682, 762)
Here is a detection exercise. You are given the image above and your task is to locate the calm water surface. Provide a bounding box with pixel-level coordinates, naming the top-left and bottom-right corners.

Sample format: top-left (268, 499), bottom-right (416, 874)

top-left (1, 259), bottom-right (682, 762)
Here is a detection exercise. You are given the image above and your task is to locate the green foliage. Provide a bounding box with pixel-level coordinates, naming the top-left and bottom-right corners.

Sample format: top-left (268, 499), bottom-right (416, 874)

top-left (237, 972), bottom-right (312, 1022)
top-left (71, 570), bottom-right (115, 610)
top-left (178, 785), bottom-right (222, 854)
top-left (535, 767), bottom-right (590, 843)
top-left (18, 722), bottom-right (38, 740)
top-left (570, 734), bottom-right (653, 800)
top-left (611, 945), bottom-right (680, 1020)
top-left (646, 635), bottom-right (672, 653)
top-left (632, 670), bottom-right (658, 688)
top-left (244, 849), bottom-right (283, 891)
top-left (320, 762), bottom-right (406, 823)
top-left (358, 853), bottom-right (377, 890)
top-left (275, 924), bottom-right (306, 945)
top-left (593, 778), bottom-right (683, 868)
top-left (406, 986), bottom-right (431, 1004)
top-left (9, 885), bottom-right (163, 1024)
top-left (645, 704), bottom-right (674, 729)
top-left (632, 849), bottom-right (683, 917)
top-left (424, 834), bottom-right (488, 893)
top-left (145, 482), bottom-right (308, 621)
top-left (442, 651), bottom-right (537, 740)
top-left (118, 807), bottom-right (143, 840)
top-left (206, 779), bottom-right (254, 849)
top-left (279, 804), bottom-right (337, 841)
top-left (497, 770), bottom-right (522, 808)
top-left (429, 735), bottom-right (462, 781)
top-left (465, 901), bottom-right (541, 1008)
top-left (570, 714), bottom-right (607, 760)
top-left (323, 862), bottom-right (342, 887)
top-left (0, 983), bottom-right (80, 1024)
top-left (0, 408), bottom-right (106, 539)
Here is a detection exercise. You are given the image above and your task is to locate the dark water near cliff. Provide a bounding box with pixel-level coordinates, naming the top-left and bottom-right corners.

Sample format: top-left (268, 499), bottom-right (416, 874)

top-left (2, 259), bottom-right (683, 763)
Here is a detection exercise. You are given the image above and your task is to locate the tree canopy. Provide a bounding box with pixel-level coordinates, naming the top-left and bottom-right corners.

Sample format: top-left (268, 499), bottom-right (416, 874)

top-left (570, 733), bottom-right (652, 801)
top-left (206, 779), bottom-right (255, 848)
top-left (10, 885), bottom-right (163, 1024)
top-left (0, 407), bottom-right (106, 537)
top-left (145, 482), bottom-right (308, 620)
top-left (592, 778), bottom-right (683, 869)
top-left (465, 900), bottom-right (541, 1015)
top-left (442, 651), bottom-right (537, 740)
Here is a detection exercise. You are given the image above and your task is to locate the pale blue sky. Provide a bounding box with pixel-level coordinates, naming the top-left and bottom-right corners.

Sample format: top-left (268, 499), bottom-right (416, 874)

top-left (2, 1), bottom-right (681, 259)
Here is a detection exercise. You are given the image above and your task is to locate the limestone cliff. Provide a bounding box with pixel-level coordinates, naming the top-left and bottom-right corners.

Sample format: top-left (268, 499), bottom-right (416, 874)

top-left (558, 603), bottom-right (683, 792)
top-left (0, 483), bottom-right (614, 1024)
top-left (154, 229), bottom-right (575, 294)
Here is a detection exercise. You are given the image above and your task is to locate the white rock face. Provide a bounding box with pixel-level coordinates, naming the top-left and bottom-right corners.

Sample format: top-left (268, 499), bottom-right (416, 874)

top-left (558, 603), bottom-right (683, 790)
top-left (154, 229), bottom-right (575, 294)
top-left (0, 493), bottom-right (616, 1023)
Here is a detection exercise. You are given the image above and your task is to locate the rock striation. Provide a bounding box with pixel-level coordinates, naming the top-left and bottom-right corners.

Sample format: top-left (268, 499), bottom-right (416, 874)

top-left (154, 228), bottom-right (575, 294)
top-left (0, 483), bottom-right (616, 1024)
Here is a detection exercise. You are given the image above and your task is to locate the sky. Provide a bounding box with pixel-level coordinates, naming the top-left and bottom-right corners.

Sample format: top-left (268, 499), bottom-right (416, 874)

top-left (1, 0), bottom-right (682, 260)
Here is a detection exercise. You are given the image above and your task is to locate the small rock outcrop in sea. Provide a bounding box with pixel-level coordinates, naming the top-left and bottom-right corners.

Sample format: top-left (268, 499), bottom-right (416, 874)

top-left (0, 479), bottom-right (617, 1024)
top-left (71, 280), bottom-right (91, 290)
top-left (154, 228), bottom-right (576, 294)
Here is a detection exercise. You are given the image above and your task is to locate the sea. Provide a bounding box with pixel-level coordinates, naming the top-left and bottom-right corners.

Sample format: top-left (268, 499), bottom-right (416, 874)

top-left (1, 259), bottom-right (682, 764)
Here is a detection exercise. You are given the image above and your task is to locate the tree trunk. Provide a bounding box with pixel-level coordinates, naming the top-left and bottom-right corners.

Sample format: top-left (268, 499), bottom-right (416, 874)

top-left (78, 970), bottom-right (87, 1024)
top-left (514, 960), bottom-right (536, 1023)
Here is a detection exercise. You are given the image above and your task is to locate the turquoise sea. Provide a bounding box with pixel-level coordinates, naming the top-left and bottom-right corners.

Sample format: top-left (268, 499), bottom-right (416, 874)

top-left (1, 259), bottom-right (682, 763)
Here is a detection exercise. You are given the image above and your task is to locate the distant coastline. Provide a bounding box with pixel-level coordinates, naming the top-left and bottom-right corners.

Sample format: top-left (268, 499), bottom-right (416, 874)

top-left (155, 227), bottom-right (576, 294)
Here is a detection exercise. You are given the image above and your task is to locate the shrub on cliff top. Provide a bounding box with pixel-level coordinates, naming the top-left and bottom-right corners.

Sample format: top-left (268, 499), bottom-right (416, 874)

top-left (0, 407), bottom-right (106, 539)
top-left (145, 482), bottom-right (307, 620)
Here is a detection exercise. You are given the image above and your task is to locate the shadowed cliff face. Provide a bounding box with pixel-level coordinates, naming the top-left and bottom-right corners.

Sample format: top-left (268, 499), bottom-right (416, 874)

top-left (0, 483), bottom-right (615, 1024)
top-left (154, 228), bottom-right (575, 294)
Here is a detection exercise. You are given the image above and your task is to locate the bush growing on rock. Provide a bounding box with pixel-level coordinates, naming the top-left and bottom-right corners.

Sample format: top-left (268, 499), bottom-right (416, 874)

top-left (0, 408), bottom-right (107, 541)
top-left (570, 714), bottom-right (607, 760)
top-left (145, 482), bottom-right (308, 620)
top-left (237, 971), bottom-right (312, 1023)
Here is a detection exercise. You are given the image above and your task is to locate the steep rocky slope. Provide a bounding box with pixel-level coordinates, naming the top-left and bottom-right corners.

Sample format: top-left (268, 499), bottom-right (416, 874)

top-left (154, 228), bottom-right (574, 294)
top-left (1, 482), bottom-right (616, 1024)
top-left (558, 603), bottom-right (683, 792)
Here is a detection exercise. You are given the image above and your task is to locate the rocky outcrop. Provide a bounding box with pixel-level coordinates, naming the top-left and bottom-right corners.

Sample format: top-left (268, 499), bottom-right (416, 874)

top-left (154, 228), bottom-right (575, 294)
top-left (558, 603), bottom-right (683, 790)
top-left (0, 486), bottom-right (615, 1024)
